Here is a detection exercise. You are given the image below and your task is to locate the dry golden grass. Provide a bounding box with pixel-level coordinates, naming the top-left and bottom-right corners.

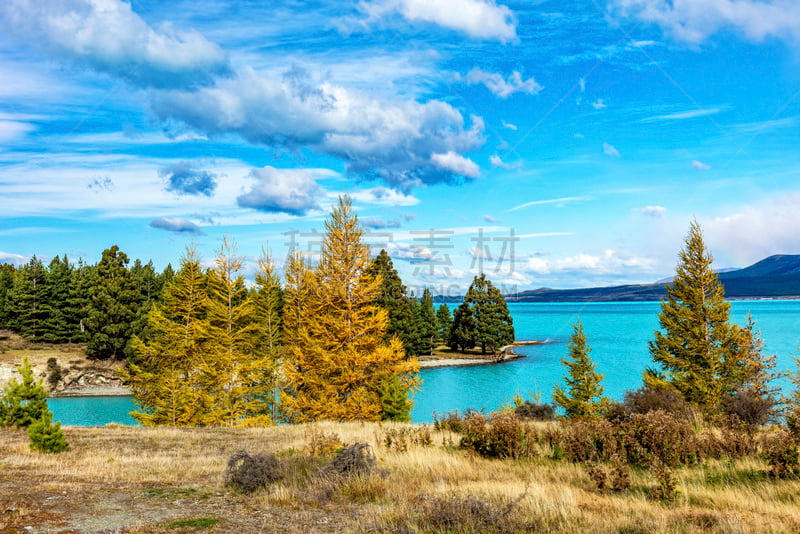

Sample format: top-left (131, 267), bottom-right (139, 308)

top-left (2, 421), bottom-right (800, 533)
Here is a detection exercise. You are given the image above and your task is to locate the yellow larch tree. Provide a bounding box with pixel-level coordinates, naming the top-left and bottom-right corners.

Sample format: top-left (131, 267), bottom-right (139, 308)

top-left (122, 247), bottom-right (210, 426)
top-left (250, 251), bottom-right (284, 423)
top-left (281, 196), bottom-right (419, 422)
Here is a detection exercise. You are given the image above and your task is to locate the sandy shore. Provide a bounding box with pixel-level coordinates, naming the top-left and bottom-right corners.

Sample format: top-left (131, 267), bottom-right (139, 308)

top-left (418, 340), bottom-right (540, 369)
top-left (51, 385), bottom-right (132, 397)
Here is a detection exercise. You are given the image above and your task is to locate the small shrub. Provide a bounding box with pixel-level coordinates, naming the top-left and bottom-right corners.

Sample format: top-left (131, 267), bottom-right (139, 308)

top-left (610, 456), bottom-right (632, 491)
top-left (433, 410), bottom-right (473, 434)
top-left (320, 442), bottom-right (376, 477)
top-left (721, 390), bottom-right (776, 427)
top-left (764, 433), bottom-right (800, 479)
top-left (305, 429), bottom-right (345, 458)
top-left (621, 410), bottom-right (697, 467)
top-left (381, 427), bottom-right (433, 453)
top-left (413, 492), bottom-right (527, 533)
top-left (561, 418), bottom-right (618, 463)
top-left (460, 412), bottom-right (536, 459)
top-left (585, 462), bottom-right (608, 491)
top-left (27, 411), bottom-right (69, 453)
top-left (224, 450), bottom-right (283, 493)
top-left (514, 401), bottom-right (555, 421)
top-left (0, 357), bottom-right (49, 428)
top-left (46, 358), bottom-right (62, 388)
top-left (622, 387), bottom-right (689, 418)
top-left (649, 461), bottom-right (680, 504)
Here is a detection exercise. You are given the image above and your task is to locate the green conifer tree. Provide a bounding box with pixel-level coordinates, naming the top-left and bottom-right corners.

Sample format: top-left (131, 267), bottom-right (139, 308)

top-left (8, 256), bottom-right (49, 340)
top-left (377, 375), bottom-right (412, 422)
top-left (417, 288), bottom-right (437, 355)
top-left (85, 246), bottom-right (141, 360)
top-left (367, 249), bottom-right (416, 356)
top-left (466, 274), bottom-right (514, 354)
top-left (645, 221), bottom-right (749, 413)
top-left (40, 255), bottom-right (73, 343)
top-left (0, 263), bottom-right (17, 330)
top-left (435, 304), bottom-right (451, 346)
top-left (27, 410), bottom-right (69, 453)
top-left (552, 320), bottom-right (608, 418)
top-left (448, 300), bottom-right (476, 352)
top-left (0, 357), bottom-right (49, 428)
top-left (65, 260), bottom-right (92, 343)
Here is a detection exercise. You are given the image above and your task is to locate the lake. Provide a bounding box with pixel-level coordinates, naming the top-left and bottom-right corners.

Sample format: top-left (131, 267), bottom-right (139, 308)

top-left (49, 300), bottom-right (800, 426)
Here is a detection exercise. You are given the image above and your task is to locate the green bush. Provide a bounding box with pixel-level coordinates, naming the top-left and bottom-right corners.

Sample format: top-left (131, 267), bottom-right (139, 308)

top-left (27, 411), bottom-right (69, 453)
top-left (0, 357), bottom-right (49, 428)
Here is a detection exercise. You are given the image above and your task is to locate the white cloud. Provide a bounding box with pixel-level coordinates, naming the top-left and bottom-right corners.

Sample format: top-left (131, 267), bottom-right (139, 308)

top-left (522, 249), bottom-right (656, 276)
top-left (705, 194), bottom-right (800, 265)
top-left (692, 160), bottom-right (711, 170)
top-left (489, 154), bottom-right (514, 170)
top-left (638, 205), bottom-right (667, 218)
top-left (579, 77), bottom-right (586, 92)
top-left (502, 120), bottom-right (518, 130)
top-left (642, 108), bottom-right (723, 121)
top-left (431, 151), bottom-right (480, 178)
top-left (610, 0), bottom-right (800, 44)
top-left (592, 99), bottom-right (607, 109)
top-left (460, 68), bottom-right (542, 98)
top-left (149, 217), bottom-right (205, 235)
top-left (0, 251), bottom-right (28, 266)
top-left (603, 142), bottom-right (621, 157)
top-left (348, 187), bottom-right (420, 206)
top-left (357, 0), bottom-right (517, 42)
top-left (483, 214), bottom-right (500, 223)
top-left (0, 0), bottom-right (230, 88)
top-left (361, 217), bottom-right (402, 229)
top-left (237, 166), bottom-right (323, 216)
top-left (0, 120), bottom-right (34, 143)
top-left (507, 197), bottom-right (588, 212)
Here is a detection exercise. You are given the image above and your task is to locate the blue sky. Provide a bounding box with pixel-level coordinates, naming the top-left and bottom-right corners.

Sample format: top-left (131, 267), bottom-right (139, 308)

top-left (1, 0), bottom-right (800, 293)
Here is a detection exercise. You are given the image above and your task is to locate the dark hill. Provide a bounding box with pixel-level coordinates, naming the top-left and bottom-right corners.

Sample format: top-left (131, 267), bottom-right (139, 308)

top-left (505, 254), bottom-right (800, 302)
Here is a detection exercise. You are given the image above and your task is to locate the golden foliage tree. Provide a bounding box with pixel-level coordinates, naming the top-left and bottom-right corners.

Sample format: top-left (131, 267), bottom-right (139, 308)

top-left (281, 196), bottom-right (419, 422)
top-left (123, 247), bottom-right (210, 426)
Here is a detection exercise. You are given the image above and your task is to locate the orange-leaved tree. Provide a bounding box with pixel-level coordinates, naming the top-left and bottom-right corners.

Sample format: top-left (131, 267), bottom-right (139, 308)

top-left (281, 196), bottom-right (419, 422)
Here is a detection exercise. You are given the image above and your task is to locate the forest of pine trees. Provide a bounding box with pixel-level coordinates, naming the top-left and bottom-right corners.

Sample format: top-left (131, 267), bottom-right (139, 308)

top-left (0, 195), bottom-right (516, 425)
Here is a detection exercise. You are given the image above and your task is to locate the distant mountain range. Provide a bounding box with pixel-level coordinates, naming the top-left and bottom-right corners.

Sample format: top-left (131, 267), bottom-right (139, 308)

top-left (504, 255), bottom-right (800, 303)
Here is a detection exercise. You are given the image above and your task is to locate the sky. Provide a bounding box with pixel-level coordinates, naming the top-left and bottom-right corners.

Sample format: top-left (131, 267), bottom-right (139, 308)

top-left (1, 0), bottom-right (800, 295)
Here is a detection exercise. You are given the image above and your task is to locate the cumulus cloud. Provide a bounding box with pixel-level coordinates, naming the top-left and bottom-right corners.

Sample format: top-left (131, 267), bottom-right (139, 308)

top-left (609, 0), bottom-right (800, 44)
top-left (361, 217), bottom-right (402, 229)
top-left (461, 68), bottom-right (542, 98)
top-left (603, 142), bottom-right (621, 157)
top-left (159, 161), bottom-right (217, 196)
top-left (705, 194), bottom-right (800, 265)
top-left (387, 241), bottom-right (436, 262)
top-left (692, 160), bottom-right (711, 170)
top-left (149, 217), bottom-right (205, 235)
top-left (430, 151), bottom-right (480, 178)
top-left (237, 166), bottom-right (321, 216)
top-left (0, 0), bottom-right (230, 88)
top-left (522, 249), bottom-right (656, 276)
top-left (151, 67), bottom-right (485, 192)
top-left (489, 154), bottom-right (515, 170)
top-left (638, 205), bottom-right (667, 218)
top-left (357, 0), bottom-right (517, 42)
top-left (2, 0), bottom-right (485, 193)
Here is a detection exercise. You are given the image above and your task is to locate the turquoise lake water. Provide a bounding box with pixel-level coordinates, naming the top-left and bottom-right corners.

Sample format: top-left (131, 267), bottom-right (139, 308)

top-left (49, 301), bottom-right (800, 426)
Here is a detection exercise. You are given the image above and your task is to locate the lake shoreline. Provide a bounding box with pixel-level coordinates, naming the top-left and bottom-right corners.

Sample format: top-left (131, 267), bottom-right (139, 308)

top-left (418, 340), bottom-right (543, 369)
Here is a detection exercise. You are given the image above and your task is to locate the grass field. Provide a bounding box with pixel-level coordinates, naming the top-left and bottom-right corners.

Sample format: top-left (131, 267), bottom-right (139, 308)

top-left (2, 419), bottom-right (800, 533)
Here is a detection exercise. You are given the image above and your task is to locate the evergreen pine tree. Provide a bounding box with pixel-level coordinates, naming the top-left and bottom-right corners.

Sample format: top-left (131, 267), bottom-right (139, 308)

top-left (123, 247), bottom-right (211, 426)
top-left (0, 357), bottom-right (49, 428)
top-left (367, 249), bottom-right (416, 356)
top-left (466, 274), bottom-right (515, 354)
top-left (0, 263), bottom-right (16, 330)
top-left (645, 221), bottom-right (749, 413)
top-left (448, 300), bottom-right (476, 351)
top-left (40, 255), bottom-right (73, 343)
top-left (435, 304), bottom-right (451, 346)
top-left (85, 246), bottom-right (141, 360)
top-left (417, 288), bottom-right (437, 355)
top-left (27, 410), bottom-right (69, 453)
top-left (65, 260), bottom-right (92, 343)
top-left (9, 256), bottom-right (49, 340)
top-left (377, 375), bottom-right (412, 422)
top-left (552, 320), bottom-right (608, 418)
top-left (281, 196), bottom-right (419, 422)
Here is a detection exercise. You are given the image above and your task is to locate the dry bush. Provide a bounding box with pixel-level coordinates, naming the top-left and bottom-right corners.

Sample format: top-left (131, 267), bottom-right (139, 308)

top-left (560, 418), bottom-right (618, 463)
top-left (406, 492), bottom-right (530, 534)
top-left (649, 460), bottom-right (680, 504)
top-left (513, 401), bottom-right (555, 421)
top-left (621, 410), bottom-right (698, 467)
top-left (433, 410), bottom-right (473, 434)
top-left (721, 390), bottom-right (776, 427)
top-left (380, 426), bottom-right (433, 453)
top-left (764, 432), bottom-right (800, 479)
top-left (320, 442), bottom-right (376, 477)
top-left (459, 412), bottom-right (536, 459)
top-left (223, 450), bottom-right (283, 494)
top-left (621, 387), bottom-right (690, 418)
top-left (584, 457), bottom-right (631, 493)
top-left (305, 429), bottom-right (345, 458)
